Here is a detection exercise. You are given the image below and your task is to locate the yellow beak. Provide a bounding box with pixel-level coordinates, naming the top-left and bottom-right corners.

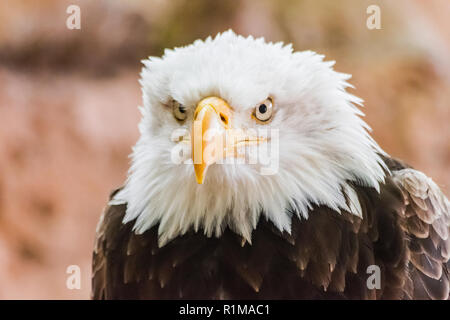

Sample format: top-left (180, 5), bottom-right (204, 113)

top-left (192, 97), bottom-right (232, 184)
top-left (191, 96), bottom-right (268, 184)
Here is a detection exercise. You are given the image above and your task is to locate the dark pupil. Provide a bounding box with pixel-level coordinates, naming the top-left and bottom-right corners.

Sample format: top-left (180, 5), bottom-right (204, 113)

top-left (258, 104), bottom-right (267, 114)
top-left (179, 106), bottom-right (186, 113)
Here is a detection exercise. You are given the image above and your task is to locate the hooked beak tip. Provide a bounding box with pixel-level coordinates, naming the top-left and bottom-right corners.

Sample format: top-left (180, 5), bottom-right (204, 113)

top-left (194, 164), bottom-right (207, 184)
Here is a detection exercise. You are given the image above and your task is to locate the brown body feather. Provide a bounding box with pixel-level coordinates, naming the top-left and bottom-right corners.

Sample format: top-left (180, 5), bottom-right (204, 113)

top-left (92, 157), bottom-right (449, 299)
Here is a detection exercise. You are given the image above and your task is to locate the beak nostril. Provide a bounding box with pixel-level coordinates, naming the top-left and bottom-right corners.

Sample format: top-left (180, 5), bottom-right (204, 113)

top-left (220, 113), bottom-right (227, 124)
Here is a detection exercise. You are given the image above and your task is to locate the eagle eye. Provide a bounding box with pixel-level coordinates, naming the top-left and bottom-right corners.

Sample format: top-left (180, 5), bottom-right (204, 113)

top-left (173, 100), bottom-right (187, 121)
top-left (254, 98), bottom-right (273, 122)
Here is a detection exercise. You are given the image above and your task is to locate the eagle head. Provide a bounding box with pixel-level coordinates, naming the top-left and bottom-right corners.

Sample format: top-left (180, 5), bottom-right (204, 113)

top-left (111, 30), bottom-right (386, 246)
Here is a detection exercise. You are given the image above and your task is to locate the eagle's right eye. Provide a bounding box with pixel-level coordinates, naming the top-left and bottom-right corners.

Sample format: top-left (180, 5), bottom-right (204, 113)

top-left (173, 101), bottom-right (187, 121)
top-left (254, 97), bottom-right (273, 122)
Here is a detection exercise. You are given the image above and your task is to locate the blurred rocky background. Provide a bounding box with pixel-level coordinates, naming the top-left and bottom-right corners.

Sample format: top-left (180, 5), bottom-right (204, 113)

top-left (0, 0), bottom-right (448, 299)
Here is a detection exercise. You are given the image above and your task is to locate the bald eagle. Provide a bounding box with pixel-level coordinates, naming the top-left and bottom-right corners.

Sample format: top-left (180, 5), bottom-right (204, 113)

top-left (92, 31), bottom-right (450, 300)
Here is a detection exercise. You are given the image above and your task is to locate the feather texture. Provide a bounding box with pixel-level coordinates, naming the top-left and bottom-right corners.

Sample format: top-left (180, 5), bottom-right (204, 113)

top-left (92, 157), bottom-right (449, 299)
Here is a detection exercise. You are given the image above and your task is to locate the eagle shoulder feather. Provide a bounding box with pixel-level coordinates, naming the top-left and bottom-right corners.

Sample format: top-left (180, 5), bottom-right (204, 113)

top-left (392, 167), bottom-right (450, 299)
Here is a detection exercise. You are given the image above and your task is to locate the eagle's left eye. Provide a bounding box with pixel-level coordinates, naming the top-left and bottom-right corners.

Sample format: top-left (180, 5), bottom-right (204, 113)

top-left (173, 101), bottom-right (187, 121)
top-left (254, 98), bottom-right (273, 122)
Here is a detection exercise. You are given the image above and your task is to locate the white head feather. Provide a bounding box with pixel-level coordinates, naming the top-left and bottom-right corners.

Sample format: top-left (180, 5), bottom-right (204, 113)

top-left (111, 30), bottom-right (387, 246)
